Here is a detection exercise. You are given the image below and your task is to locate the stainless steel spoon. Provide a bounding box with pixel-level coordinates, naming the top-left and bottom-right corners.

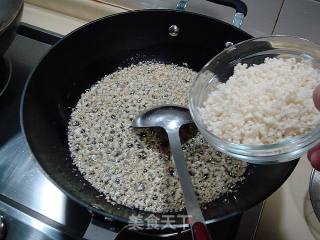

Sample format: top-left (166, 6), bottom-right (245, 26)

top-left (132, 105), bottom-right (212, 240)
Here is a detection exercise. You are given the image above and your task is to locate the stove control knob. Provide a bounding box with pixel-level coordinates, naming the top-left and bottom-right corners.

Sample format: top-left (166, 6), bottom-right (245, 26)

top-left (0, 216), bottom-right (6, 240)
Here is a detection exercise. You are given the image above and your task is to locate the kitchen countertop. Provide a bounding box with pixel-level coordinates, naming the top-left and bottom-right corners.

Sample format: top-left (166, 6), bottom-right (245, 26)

top-left (21, 2), bottom-right (320, 239)
top-left (22, 3), bottom-right (87, 35)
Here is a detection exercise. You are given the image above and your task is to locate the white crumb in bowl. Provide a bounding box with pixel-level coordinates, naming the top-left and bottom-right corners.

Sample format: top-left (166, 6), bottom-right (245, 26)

top-left (200, 57), bottom-right (320, 145)
top-left (68, 62), bottom-right (247, 213)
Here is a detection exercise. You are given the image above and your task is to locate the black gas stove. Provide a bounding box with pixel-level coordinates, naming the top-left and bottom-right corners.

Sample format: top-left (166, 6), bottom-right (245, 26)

top-left (0, 23), bottom-right (262, 240)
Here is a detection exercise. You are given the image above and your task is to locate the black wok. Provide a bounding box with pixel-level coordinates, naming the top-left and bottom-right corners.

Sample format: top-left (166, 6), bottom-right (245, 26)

top-left (21, 0), bottom-right (298, 235)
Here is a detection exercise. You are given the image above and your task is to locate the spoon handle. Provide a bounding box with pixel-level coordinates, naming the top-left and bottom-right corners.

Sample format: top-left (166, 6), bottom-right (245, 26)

top-left (192, 222), bottom-right (213, 240)
top-left (166, 130), bottom-right (212, 240)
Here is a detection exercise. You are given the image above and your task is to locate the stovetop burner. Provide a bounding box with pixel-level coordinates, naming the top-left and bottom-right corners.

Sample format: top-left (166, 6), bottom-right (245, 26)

top-left (0, 23), bottom-right (263, 240)
top-left (0, 55), bottom-right (12, 97)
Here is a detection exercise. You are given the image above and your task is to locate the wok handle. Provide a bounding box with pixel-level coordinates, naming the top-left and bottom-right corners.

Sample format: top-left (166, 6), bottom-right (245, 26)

top-left (176, 0), bottom-right (247, 28)
top-left (192, 222), bottom-right (213, 240)
top-left (206, 0), bottom-right (247, 28)
top-left (206, 0), bottom-right (247, 16)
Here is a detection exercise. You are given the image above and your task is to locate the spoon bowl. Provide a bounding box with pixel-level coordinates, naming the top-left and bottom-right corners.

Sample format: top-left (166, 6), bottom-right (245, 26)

top-left (132, 105), bottom-right (212, 240)
top-left (132, 105), bottom-right (193, 131)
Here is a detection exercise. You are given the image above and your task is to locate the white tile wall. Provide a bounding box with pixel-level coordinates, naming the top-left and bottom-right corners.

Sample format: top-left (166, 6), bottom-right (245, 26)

top-left (274, 0), bottom-right (320, 44)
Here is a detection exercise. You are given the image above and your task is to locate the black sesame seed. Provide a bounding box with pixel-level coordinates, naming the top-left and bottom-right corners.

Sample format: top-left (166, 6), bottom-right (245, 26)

top-left (216, 151), bottom-right (222, 157)
top-left (139, 133), bottom-right (147, 138)
top-left (138, 154), bottom-right (146, 159)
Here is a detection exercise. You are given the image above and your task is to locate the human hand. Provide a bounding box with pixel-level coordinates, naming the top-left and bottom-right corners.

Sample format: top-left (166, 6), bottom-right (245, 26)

top-left (308, 85), bottom-right (320, 170)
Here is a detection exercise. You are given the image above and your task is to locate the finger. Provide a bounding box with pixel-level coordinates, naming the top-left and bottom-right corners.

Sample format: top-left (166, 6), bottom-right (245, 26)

top-left (310, 150), bottom-right (320, 171)
top-left (307, 144), bottom-right (320, 160)
top-left (313, 84), bottom-right (320, 111)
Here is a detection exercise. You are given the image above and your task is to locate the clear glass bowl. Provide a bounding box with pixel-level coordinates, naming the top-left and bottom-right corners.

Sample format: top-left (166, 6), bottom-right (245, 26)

top-left (189, 36), bottom-right (320, 164)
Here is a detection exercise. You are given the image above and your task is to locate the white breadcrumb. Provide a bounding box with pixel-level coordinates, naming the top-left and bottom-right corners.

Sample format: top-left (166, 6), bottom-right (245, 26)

top-left (68, 62), bottom-right (247, 213)
top-left (200, 57), bottom-right (320, 145)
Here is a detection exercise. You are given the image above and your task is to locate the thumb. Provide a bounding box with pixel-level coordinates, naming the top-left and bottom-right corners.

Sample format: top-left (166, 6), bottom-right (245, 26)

top-left (313, 84), bottom-right (320, 111)
top-left (310, 85), bottom-right (320, 170)
top-left (310, 151), bottom-right (320, 171)
top-left (308, 144), bottom-right (320, 171)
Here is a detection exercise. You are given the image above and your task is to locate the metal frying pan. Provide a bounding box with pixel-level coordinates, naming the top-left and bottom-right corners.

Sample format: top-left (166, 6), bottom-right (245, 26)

top-left (21, 0), bottom-right (298, 236)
